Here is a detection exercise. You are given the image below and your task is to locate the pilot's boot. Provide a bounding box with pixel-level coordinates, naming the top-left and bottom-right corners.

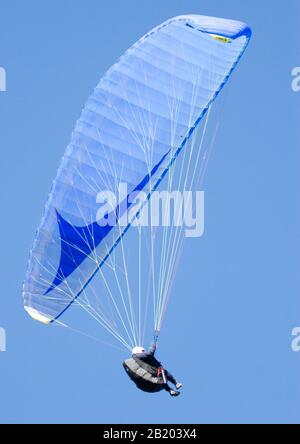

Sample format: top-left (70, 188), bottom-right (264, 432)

top-left (169, 389), bottom-right (180, 397)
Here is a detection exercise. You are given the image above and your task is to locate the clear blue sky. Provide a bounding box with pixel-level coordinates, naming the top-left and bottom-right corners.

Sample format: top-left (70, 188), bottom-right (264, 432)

top-left (0, 0), bottom-right (299, 424)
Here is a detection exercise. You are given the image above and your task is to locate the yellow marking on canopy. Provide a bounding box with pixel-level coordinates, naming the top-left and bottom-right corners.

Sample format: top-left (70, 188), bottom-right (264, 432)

top-left (209, 34), bottom-right (232, 43)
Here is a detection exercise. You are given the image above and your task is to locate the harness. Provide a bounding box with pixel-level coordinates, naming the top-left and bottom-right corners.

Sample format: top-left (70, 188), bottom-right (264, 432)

top-left (123, 358), bottom-right (165, 393)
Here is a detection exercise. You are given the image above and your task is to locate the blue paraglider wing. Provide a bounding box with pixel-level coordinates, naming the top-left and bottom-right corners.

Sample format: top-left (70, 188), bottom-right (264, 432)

top-left (23, 15), bottom-right (251, 324)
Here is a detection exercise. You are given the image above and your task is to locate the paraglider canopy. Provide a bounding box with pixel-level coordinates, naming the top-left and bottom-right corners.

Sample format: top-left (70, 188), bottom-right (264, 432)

top-left (23, 14), bottom-right (251, 350)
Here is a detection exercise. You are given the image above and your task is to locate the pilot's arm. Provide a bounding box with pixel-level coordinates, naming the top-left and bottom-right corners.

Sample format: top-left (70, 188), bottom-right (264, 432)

top-left (148, 340), bottom-right (157, 356)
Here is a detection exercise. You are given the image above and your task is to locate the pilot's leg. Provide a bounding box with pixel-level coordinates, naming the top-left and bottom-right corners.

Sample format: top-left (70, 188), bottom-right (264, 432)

top-left (165, 369), bottom-right (183, 390)
top-left (159, 368), bottom-right (180, 397)
top-left (164, 370), bottom-right (176, 385)
top-left (164, 383), bottom-right (180, 397)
